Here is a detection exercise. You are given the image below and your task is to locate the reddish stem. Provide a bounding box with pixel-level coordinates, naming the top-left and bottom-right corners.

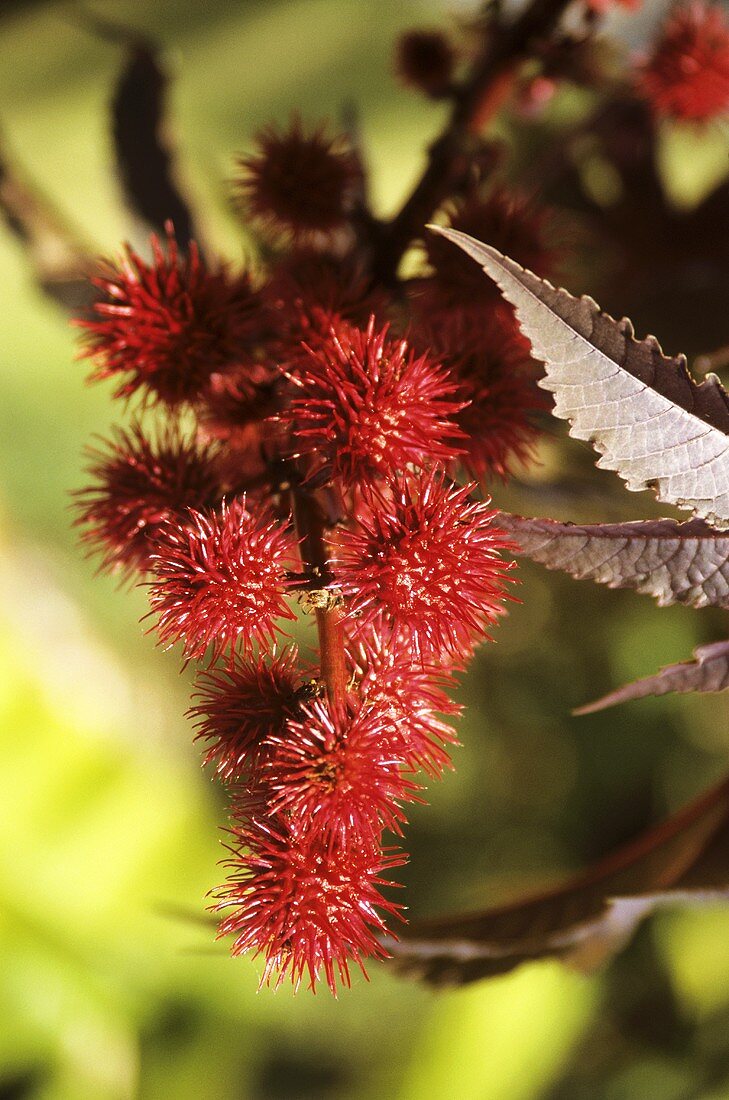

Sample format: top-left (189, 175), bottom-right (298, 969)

top-left (315, 605), bottom-right (347, 705)
top-left (291, 487), bottom-right (347, 705)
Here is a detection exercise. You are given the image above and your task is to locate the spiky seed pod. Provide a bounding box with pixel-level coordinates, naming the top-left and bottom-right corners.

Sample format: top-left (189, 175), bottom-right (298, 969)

top-left (78, 229), bottom-right (263, 407)
top-left (422, 190), bottom-right (558, 311)
top-left (457, 365), bottom-right (544, 480)
top-left (264, 252), bottom-right (390, 380)
top-left (637, 1), bottom-right (729, 122)
top-left (415, 307), bottom-right (546, 480)
top-left (149, 498), bottom-right (298, 664)
top-left (350, 629), bottom-right (462, 779)
top-left (336, 470), bottom-right (515, 662)
top-left (197, 367), bottom-right (281, 465)
top-left (215, 816), bottom-right (405, 995)
top-left (74, 423), bottom-right (221, 576)
top-left (237, 119), bottom-right (362, 238)
top-left (198, 368), bottom-right (289, 497)
top-left (189, 649), bottom-right (303, 781)
top-left (264, 696), bottom-right (420, 846)
top-left (395, 30), bottom-right (456, 97)
top-left (282, 316), bottom-right (465, 483)
top-left (265, 250), bottom-right (388, 334)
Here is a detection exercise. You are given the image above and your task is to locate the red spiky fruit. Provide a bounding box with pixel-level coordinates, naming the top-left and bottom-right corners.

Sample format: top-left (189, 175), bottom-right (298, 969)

top-left (190, 649), bottom-right (303, 781)
top-left (75, 423), bottom-right (221, 576)
top-left (238, 119), bottom-right (362, 238)
top-left (149, 498), bottom-right (298, 663)
top-left (78, 229), bottom-right (262, 406)
top-left (336, 470), bottom-right (515, 662)
top-left (264, 697), bottom-right (420, 845)
top-left (282, 317), bottom-right (465, 483)
top-left (638, 1), bottom-right (729, 121)
top-left (215, 816), bottom-right (405, 995)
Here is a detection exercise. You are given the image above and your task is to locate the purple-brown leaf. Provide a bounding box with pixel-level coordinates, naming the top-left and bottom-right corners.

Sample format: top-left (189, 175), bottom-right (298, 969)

top-left (576, 640), bottom-right (729, 715)
top-left (112, 41), bottom-right (196, 246)
top-left (498, 513), bottom-right (729, 610)
top-left (430, 227), bottom-right (729, 528)
top-left (386, 772), bottom-right (729, 985)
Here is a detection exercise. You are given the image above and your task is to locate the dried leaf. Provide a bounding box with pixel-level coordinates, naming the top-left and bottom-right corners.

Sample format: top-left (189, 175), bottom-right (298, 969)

top-left (112, 39), bottom-right (195, 246)
top-left (575, 641), bottom-right (729, 715)
top-left (386, 772), bottom-right (729, 986)
top-left (498, 513), bottom-right (729, 610)
top-left (430, 226), bottom-right (729, 528)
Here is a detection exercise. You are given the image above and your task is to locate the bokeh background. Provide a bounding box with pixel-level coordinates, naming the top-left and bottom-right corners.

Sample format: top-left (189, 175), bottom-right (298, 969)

top-left (1, 1), bottom-right (728, 1097)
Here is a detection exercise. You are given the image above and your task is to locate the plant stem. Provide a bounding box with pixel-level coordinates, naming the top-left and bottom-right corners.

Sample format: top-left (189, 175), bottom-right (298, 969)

top-left (315, 605), bottom-right (347, 705)
top-left (291, 486), bottom-right (347, 705)
top-left (371, 0), bottom-right (574, 284)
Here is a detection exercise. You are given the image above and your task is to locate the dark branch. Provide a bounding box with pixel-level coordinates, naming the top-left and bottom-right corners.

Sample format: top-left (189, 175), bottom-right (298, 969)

top-left (371, 0), bottom-right (574, 284)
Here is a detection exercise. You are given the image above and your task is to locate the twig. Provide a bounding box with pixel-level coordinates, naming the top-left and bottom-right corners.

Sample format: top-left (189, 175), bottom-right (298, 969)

top-left (291, 486), bottom-right (347, 704)
top-left (371, 0), bottom-right (575, 284)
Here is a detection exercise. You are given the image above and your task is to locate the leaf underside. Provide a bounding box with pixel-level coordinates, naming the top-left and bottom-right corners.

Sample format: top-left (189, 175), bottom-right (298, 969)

top-left (498, 513), bottom-right (729, 611)
top-left (431, 227), bottom-right (729, 528)
top-left (386, 772), bottom-right (729, 986)
top-left (575, 640), bottom-right (729, 715)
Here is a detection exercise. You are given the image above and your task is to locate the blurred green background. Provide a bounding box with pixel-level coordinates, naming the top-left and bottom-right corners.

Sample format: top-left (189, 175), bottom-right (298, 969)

top-left (1, 1), bottom-right (728, 1098)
